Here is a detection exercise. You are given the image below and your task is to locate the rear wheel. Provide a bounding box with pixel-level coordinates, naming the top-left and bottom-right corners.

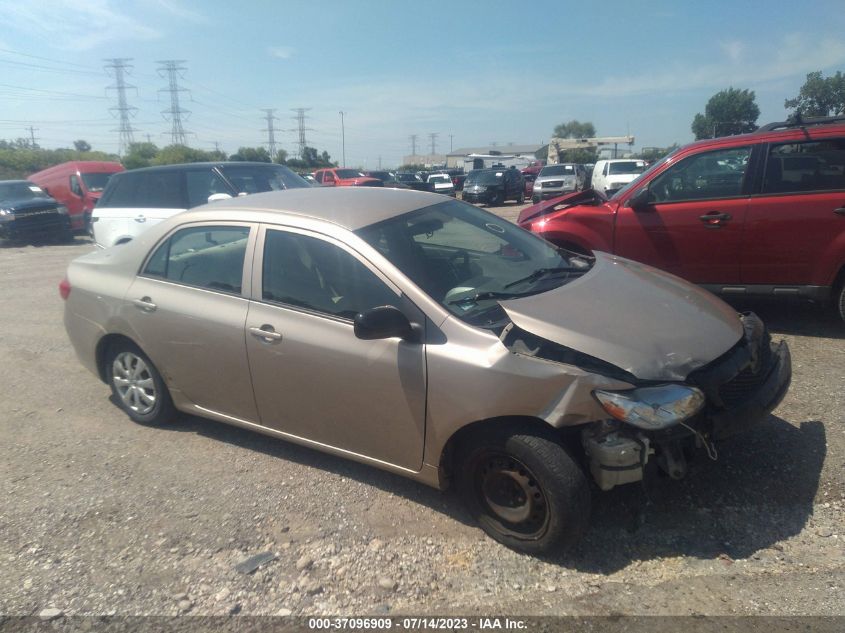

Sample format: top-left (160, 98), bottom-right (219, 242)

top-left (456, 423), bottom-right (590, 554)
top-left (105, 342), bottom-right (175, 425)
top-left (836, 280), bottom-right (845, 323)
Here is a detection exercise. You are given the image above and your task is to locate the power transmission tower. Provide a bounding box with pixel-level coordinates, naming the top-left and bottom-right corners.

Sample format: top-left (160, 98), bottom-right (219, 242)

top-left (156, 60), bottom-right (191, 146)
top-left (289, 108), bottom-right (313, 159)
top-left (104, 58), bottom-right (138, 156)
top-left (261, 109), bottom-right (280, 157)
top-left (26, 126), bottom-right (39, 148)
top-left (449, 134), bottom-right (453, 152)
top-left (409, 134), bottom-right (417, 157)
top-left (429, 132), bottom-right (438, 155)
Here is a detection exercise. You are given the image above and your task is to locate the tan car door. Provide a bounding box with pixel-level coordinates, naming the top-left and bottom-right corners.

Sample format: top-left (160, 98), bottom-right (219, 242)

top-left (244, 225), bottom-right (426, 471)
top-left (123, 222), bottom-right (260, 422)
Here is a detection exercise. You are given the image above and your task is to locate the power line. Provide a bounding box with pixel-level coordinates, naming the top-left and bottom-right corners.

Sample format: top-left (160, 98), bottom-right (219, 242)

top-left (104, 58), bottom-right (139, 156)
top-left (156, 60), bottom-right (191, 146)
top-left (261, 108), bottom-right (280, 157)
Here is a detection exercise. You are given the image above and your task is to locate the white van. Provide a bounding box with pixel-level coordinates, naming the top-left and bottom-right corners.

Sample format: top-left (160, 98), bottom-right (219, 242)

top-left (591, 159), bottom-right (646, 196)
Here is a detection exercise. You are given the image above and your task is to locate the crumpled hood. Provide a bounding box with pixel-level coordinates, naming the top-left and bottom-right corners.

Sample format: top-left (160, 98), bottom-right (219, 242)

top-left (498, 252), bottom-right (743, 381)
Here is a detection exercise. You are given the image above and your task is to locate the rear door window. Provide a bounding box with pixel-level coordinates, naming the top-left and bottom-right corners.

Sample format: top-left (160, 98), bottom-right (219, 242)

top-left (762, 139), bottom-right (845, 194)
top-left (143, 225), bottom-right (251, 294)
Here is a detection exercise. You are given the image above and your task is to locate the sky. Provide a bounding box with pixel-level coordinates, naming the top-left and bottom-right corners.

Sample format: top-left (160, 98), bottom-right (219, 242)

top-left (1, 0), bottom-right (844, 168)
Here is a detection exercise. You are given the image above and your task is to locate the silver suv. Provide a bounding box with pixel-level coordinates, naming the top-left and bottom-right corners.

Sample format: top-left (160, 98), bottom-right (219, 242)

top-left (63, 188), bottom-right (791, 554)
top-left (532, 163), bottom-right (585, 203)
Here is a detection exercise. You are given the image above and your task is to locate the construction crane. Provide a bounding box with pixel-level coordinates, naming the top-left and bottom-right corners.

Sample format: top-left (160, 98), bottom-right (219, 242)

top-left (547, 135), bottom-right (635, 164)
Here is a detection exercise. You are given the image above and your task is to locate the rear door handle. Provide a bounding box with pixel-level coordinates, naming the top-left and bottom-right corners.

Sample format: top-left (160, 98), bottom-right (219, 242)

top-left (834, 207), bottom-right (845, 216)
top-left (132, 297), bottom-right (157, 312)
top-left (699, 211), bottom-right (732, 227)
top-left (249, 325), bottom-right (283, 342)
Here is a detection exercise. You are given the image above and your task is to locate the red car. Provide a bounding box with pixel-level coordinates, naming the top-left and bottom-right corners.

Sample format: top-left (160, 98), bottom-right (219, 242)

top-left (518, 115), bottom-right (845, 321)
top-left (312, 168), bottom-right (382, 187)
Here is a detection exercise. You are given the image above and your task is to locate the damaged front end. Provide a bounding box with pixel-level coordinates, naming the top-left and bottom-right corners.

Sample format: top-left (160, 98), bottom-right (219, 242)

top-left (502, 312), bottom-right (791, 491)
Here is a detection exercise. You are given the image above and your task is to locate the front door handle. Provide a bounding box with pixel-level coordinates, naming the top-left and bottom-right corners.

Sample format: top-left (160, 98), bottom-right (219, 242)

top-left (834, 207), bottom-right (845, 216)
top-left (134, 215), bottom-right (146, 223)
top-left (249, 325), bottom-right (283, 342)
top-left (132, 297), bottom-right (157, 312)
top-left (699, 211), bottom-right (732, 227)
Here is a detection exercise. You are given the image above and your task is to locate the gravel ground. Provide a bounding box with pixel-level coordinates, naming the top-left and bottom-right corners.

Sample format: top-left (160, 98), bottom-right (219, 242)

top-left (1, 204), bottom-right (843, 619)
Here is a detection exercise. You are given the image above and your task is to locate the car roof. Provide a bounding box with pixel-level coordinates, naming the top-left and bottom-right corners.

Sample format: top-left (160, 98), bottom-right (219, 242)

top-left (117, 161), bottom-right (285, 175)
top-left (0, 179), bottom-right (33, 185)
top-left (185, 187), bottom-right (446, 231)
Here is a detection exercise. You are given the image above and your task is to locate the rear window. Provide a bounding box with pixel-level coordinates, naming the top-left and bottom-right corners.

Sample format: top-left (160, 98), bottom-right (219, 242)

top-left (608, 161), bottom-right (645, 175)
top-left (99, 171), bottom-right (186, 208)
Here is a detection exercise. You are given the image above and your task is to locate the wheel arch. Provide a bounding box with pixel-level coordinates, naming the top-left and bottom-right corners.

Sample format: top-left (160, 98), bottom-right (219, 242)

top-left (95, 333), bottom-right (142, 383)
top-left (437, 415), bottom-right (583, 490)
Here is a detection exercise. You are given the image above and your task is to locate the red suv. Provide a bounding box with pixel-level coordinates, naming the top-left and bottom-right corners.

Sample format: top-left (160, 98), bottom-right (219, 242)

top-left (518, 115), bottom-right (845, 321)
top-left (312, 168), bottom-right (382, 187)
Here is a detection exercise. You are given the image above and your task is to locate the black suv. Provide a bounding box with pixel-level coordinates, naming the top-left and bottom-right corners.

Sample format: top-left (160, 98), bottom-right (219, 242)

top-left (462, 167), bottom-right (525, 206)
top-left (0, 180), bottom-right (72, 242)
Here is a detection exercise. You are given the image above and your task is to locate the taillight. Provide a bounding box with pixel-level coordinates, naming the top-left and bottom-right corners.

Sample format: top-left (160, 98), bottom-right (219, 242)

top-left (59, 277), bottom-right (71, 300)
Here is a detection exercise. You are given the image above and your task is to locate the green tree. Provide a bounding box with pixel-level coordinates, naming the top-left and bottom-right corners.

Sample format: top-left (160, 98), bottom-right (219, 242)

top-left (122, 142), bottom-right (159, 170)
top-left (229, 146), bottom-right (271, 162)
top-left (73, 140), bottom-right (91, 152)
top-left (784, 70), bottom-right (845, 117)
top-left (152, 145), bottom-right (217, 166)
top-left (548, 120), bottom-right (598, 164)
top-left (285, 146), bottom-right (335, 170)
top-left (692, 87), bottom-right (760, 140)
top-left (274, 149), bottom-right (288, 165)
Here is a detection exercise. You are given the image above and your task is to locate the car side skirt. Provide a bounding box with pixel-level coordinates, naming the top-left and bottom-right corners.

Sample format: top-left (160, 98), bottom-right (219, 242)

top-left (175, 400), bottom-right (444, 488)
top-left (701, 284), bottom-right (830, 302)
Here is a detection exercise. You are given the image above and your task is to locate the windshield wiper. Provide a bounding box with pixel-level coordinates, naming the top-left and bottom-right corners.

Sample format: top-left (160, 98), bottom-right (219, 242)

top-left (504, 267), bottom-right (573, 289)
top-left (448, 291), bottom-right (530, 305)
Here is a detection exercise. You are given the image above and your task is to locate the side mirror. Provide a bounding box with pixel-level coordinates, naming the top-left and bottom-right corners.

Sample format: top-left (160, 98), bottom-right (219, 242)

top-left (208, 193), bottom-right (233, 203)
top-left (354, 305), bottom-right (416, 341)
top-left (627, 186), bottom-right (651, 210)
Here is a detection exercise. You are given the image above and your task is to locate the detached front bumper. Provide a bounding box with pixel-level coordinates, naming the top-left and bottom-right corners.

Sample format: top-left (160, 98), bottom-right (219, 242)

top-left (707, 340), bottom-right (791, 440)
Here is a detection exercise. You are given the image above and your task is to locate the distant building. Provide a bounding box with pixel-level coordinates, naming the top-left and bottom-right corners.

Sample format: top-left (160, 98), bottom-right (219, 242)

top-left (401, 154), bottom-right (447, 168)
top-left (444, 144), bottom-right (543, 169)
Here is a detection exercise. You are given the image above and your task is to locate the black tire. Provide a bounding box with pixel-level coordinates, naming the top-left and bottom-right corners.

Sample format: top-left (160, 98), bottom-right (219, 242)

top-left (105, 341), bottom-right (176, 425)
top-left (532, 196), bottom-right (540, 204)
top-left (836, 280), bottom-right (845, 323)
top-left (456, 423), bottom-right (590, 554)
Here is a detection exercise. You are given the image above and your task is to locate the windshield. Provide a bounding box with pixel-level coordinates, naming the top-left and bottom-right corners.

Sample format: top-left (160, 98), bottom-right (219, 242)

top-left (356, 199), bottom-right (589, 328)
top-left (465, 170), bottom-right (503, 185)
top-left (539, 164), bottom-right (575, 177)
top-left (608, 161), bottom-right (646, 175)
top-left (0, 181), bottom-right (48, 202)
top-left (335, 169), bottom-right (365, 179)
top-left (219, 164), bottom-right (309, 193)
top-left (610, 149), bottom-right (681, 200)
top-left (80, 172), bottom-right (115, 192)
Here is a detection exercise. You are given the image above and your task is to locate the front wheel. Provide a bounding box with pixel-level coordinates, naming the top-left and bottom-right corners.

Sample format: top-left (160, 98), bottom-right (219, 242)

top-left (456, 424), bottom-right (590, 554)
top-left (532, 196), bottom-right (540, 204)
top-left (106, 342), bottom-right (176, 425)
top-left (836, 281), bottom-right (845, 323)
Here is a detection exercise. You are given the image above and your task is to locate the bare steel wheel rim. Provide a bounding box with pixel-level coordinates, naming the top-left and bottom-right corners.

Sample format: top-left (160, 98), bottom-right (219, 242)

top-left (475, 453), bottom-right (549, 537)
top-left (112, 352), bottom-right (157, 415)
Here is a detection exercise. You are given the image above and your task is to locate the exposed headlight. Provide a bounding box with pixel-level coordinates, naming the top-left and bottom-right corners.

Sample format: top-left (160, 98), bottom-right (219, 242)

top-left (56, 205), bottom-right (69, 215)
top-left (593, 385), bottom-right (704, 430)
top-left (534, 182), bottom-right (543, 190)
top-left (0, 208), bottom-right (12, 217)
